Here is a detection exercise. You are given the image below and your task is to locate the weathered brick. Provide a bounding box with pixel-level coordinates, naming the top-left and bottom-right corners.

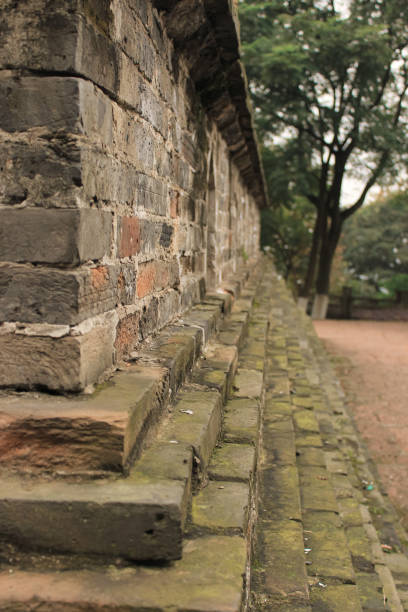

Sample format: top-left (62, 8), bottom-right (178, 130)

top-left (137, 261), bottom-right (156, 298)
top-left (0, 138), bottom-right (81, 208)
top-left (137, 260), bottom-right (179, 298)
top-left (0, 321), bottom-right (114, 392)
top-left (0, 209), bottom-right (111, 265)
top-left (0, 263), bottom-right (135, 325)
top-left (137, 173), bottom-right (167, 215)
top-left (118, 216), bottom-right (141, 258)
top-left (0, 75), bottom-right (81, 133)
top-left (115, 312), bottom-right (140, 361)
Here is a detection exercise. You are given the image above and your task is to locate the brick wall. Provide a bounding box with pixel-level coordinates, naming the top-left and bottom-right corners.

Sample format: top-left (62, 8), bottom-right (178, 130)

top-left (0, 0), bottom-right (262, 392)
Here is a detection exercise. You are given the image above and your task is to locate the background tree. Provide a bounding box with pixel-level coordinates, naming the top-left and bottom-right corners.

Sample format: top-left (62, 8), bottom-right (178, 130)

top-left (342, 191), bottom-right (408, 295)
top-left (239, 0), bottom-right (408, 317)
top-left (261, 194), bottom-right (314, 286)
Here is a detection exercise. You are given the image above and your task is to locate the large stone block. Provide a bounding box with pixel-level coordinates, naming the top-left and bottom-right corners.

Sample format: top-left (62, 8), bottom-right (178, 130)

top-left (0, 138), bottom-right (81, 208)
top-left (0, 75), bottom-right (81, 133)
top-left (0, 536), bottom-right (247, 609)
top-left (0, 478), bottom-right (185, 561)
top-left (0, 4), bottom-right (120, 95)
top-left (0, 363), bottom-right (169, 471)
top-left (0, 319), bottom-right (114, 392)
top-left (0, 208), bottom-right (112, 265)
top-left (0, 1), bottom-right (80, 72)
top-left (0, 263), bottom-right (135, 325)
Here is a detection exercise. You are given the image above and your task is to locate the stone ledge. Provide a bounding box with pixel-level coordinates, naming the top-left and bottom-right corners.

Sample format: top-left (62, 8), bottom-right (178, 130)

top-left (0, 260), bottom-right (267, 563)
top-left (0, 477), bottom-right (186, 561)
top-left (0, 536), bottom-right (247, 611)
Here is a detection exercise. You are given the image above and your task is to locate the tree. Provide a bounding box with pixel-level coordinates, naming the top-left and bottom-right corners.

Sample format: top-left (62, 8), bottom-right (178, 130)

top-left (261, 194), bottom-right (315, 286)
top-left (239, 0), bottom-right (408, 317)
top-left (343, 191), bottom-right (408, 292)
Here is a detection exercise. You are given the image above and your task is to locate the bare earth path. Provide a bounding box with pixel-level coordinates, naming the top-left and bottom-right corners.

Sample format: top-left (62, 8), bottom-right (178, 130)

top-left (314, 320), bottom-right (408, 529)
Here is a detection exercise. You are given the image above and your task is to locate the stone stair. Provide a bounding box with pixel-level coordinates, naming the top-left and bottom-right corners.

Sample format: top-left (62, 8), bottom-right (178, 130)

top-left (2, 259), bottom-right (408, 611)
top-left (0, 259), bottom-right (267, 563)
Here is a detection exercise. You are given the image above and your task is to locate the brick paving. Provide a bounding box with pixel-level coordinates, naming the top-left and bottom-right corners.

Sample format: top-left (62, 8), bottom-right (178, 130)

top-left (251, 270), bottom-right (408, 611)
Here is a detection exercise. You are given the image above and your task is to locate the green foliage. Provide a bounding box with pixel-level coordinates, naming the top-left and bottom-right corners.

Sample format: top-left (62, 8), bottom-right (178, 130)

top-left (342, 191), bottom-right (408, 294)
top-left (261, 196), bottom-right (314, 287)
top-left (239, 0), bottom-right (408, 296)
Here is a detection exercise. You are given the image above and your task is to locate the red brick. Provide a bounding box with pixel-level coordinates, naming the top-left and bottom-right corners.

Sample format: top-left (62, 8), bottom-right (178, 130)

top-left (119, 217), bottom-right (141, 258)
top-left (90, 266), bottom-right (109, 290)
top-left (137, 260), bottom-right (180, 299)
top-left (114, 312), bottom-right (140, 361)
top-left (137, 261), bottom-right (157, 298)
top-left (155, 261), bottom-right (170, 291)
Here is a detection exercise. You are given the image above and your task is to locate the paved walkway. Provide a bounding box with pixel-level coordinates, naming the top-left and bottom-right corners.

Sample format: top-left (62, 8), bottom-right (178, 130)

top-left (251, 282), bottom-right (408, 611)
top-left (314, 321), bottom-right (408, 530)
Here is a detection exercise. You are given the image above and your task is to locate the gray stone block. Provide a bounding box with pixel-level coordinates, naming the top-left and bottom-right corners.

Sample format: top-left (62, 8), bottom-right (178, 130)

top-left (0, 5), bottom-right (120, 96)
top-left (0, 76), bottom-right (80, 133)
top-left (0, 536), bottom-right (247, 609)
top-left (0, 264), bottom-right (80, 324)
top-left (0, 478), bottom-right (185, 561)
top-left (0, 1), bottom-right (79, 72)
top-left (0, 138), bottom-right (81, 208)
top-left (0, 322), bottom-right (114, 392)
top-left (0, 263), bottom-right (134, 325)
top-left (0, 209), bottom-right (112, 264)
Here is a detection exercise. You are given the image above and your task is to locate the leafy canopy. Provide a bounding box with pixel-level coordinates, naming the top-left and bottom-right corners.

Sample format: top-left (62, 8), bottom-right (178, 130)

top-left (343, 191), bottom-right (408, 291)
top-left (239, 0), bottom-right (408, 297)
top-left (240, 0), bottom-right (408, 214)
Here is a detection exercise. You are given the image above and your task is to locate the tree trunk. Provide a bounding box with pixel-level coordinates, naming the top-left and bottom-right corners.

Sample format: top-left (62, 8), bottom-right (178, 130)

top-left (298, 207), bottom-right (323, 310)
top-left (312, 216), bottom-right (342, 320)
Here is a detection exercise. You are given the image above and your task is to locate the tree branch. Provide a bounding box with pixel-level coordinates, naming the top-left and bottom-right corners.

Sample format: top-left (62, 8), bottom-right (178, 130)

top-left (341, 150), bottom-right (389, 220)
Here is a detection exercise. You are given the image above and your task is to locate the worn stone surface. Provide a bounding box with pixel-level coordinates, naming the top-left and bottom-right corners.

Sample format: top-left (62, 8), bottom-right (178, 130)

top-left (355, 572), bottom-right (389, 611)
top-left (192, 481), bottom-right (249, 532)
top-left (310, 585), bottom-right (363, 611)
top-left (164, 390), bottom-right (223, 475)
top-left (249, 267), bottom-right (408, 611)
top-left (260, 520), bottom-right (309, 603)
top-left (258, 464), bottom-right (302, 521)
top-left (1, 261), bottom-right (408, 611)
top-left (192, 344), bottom-right (238, 401)
top-left (224, 398), bottom-right (260, 444)
top-left (0, 536), bottom-right (247, 611)
top-left (208, 443), bottom-right (256, 482)
top-left (0, 477), bottom-right (186, 561)
top-left (302, 511), bottom-right (355, 582)
top-left (233, 368), bottom-right (264, 399)
top-left (0, 364), bottom-right (168, 472)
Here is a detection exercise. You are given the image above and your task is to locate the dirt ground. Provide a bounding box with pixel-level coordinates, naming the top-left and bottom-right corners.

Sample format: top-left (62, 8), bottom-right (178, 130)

top-left (314, 320), bottom-right (408, 529)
